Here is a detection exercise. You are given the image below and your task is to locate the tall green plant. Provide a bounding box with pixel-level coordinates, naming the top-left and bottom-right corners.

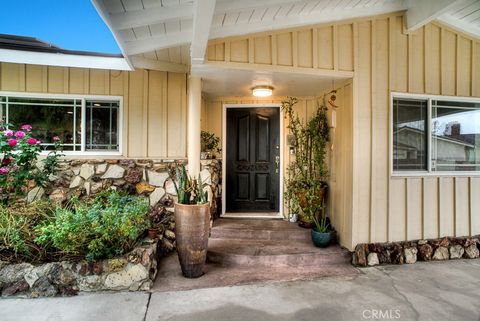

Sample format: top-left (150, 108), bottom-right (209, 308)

top-left (169, 164), bottom-right (208, 205)
top-left (282, 96), bottom-right (330, 222)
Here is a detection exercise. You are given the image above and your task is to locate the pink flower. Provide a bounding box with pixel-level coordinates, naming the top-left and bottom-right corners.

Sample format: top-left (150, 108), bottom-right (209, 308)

top-left (36, 140), bottom-right (42, 145)
top-left (2, 158), bottom-right (11, 165)
top-left (53, 136), bottom-right (60, 142)
top-left (0, 167), bottom-right (9, 175)
top-left (14, 131), bottom-right (25, 138)
top-left (21, 124), bottom-right (32, 131)
top-left (26, 138), bottom-right (37, 145)
top-left (3, 130), bottom-right (13, 137)
top-left (7, 139), bottom-right (17, 147)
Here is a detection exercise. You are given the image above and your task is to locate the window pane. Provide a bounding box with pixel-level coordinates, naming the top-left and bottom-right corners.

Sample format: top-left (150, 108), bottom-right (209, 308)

top-left (86, 101), bottom-right (119, 151)
top-left (432, 100), bottom-right (480, 171)
top-left (6, 97), bottom-right (80, 151)
top-left (393, 98), bottom-right (428, 171)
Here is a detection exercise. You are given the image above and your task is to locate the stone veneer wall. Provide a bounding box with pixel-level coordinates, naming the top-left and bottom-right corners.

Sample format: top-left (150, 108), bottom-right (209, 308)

top-left (352, 236), bottom-right (480, 267)
top-left (0, 239), bottom-right (158, 297)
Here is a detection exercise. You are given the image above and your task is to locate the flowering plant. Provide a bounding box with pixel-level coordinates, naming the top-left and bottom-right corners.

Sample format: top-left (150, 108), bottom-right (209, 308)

top-left (0, 124), bottom-right (62, 203)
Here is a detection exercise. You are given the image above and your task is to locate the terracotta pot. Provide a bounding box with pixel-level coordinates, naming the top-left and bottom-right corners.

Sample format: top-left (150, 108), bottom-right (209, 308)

top-left (174, 203), bottom-right (210, 278)
top-left (148, 228), bottom-right (158, 239)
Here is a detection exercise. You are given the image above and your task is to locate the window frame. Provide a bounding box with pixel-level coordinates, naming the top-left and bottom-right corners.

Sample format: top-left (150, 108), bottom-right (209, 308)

top-left (0, 91), bottom-right (123, 156)
top-left (390, 92), bottom-right (480, 177)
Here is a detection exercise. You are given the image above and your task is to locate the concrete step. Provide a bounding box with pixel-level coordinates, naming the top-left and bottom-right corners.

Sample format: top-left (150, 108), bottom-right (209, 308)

top-left (210, 219), bottom-right (311, 242)
top-left (207, 238), bottom-right (351, 268)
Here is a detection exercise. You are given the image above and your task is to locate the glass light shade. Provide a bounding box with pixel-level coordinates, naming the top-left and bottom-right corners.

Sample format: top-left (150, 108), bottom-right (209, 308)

top-left (252, 86), bottom-right (273, 97)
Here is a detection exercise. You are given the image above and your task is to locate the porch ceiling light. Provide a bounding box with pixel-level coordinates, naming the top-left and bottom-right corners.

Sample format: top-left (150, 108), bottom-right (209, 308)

top-left (252, 85), bottom-right (273, 97)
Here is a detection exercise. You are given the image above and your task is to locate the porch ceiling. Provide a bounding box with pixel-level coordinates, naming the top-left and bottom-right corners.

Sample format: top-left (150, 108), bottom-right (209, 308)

top-left (92, 0), bottom-right (480, 73)
top-left (195, 64), bottom-right (349, 98)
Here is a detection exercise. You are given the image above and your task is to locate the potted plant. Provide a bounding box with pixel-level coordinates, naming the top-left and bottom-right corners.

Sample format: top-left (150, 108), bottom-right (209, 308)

top-left (170, 164), bottom-right (210, 278)
top-left (200, 131), bottom-right (221, 159)
top-left (311, 200), bottom-right (331, 247)
top-left (148, 205), bottom-right (166, 239)
top-left (282, 96), bottom-right (330, 230)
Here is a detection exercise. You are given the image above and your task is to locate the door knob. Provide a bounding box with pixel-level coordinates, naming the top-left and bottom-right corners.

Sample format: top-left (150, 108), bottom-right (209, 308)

top-left (275, 156), bottom-right (280, 174)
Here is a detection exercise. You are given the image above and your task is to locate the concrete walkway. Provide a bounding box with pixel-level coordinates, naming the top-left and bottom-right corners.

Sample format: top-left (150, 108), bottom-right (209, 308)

top-left (1, 259), bottom-right (480, 321)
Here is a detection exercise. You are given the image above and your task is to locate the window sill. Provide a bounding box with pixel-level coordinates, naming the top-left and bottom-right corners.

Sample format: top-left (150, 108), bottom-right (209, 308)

top-left (391, 171), bottom-right (480, 178)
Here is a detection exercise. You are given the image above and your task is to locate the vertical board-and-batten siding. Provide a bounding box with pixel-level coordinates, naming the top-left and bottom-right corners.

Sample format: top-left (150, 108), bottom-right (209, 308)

top-left (205, 13), bottom-right (480, 250)
top-left (0, 63), bottom-right (187, 158)
top-left (202, 85), bottom-right (354, 249)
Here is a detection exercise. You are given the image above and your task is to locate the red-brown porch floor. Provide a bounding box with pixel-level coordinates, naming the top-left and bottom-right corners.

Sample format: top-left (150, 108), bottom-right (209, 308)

top-left (152, 219), bottom-right (359, 292)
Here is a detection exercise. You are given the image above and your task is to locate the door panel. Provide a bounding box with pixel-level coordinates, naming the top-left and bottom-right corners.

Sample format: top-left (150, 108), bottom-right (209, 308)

top-left (226, 107), bottom-right (280, 212)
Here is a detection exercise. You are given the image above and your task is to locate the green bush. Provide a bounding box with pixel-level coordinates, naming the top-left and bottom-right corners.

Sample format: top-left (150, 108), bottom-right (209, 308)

top-left (0, 201), bottom-right (55, 263)
top-left (35, 191), bottom-right (149, 261)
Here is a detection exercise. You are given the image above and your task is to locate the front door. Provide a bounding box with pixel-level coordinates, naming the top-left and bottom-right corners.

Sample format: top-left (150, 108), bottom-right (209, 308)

top-left (226, 107), bottom-right (280, 212)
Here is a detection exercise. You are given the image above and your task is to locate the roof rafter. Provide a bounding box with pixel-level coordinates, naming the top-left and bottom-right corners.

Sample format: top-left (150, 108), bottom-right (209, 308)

top-left (131, 56), bottom-right (189, 73)
top-left (210, 1), bottom-right (406, 40)
top-left (124, 31), bottom-right (192, 55)
top-left (404, 0), bottom-right (467, 32)
top-left (109, 3), bottom-right (194, 30)
top-left (191, 0), bottom-right (217, 64)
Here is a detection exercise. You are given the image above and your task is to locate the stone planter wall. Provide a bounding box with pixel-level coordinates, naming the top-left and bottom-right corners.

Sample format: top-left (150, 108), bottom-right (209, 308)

top-left (0, 239), bottom-right (158, 298)
top-left (352, 236), bottom-right (480, 267)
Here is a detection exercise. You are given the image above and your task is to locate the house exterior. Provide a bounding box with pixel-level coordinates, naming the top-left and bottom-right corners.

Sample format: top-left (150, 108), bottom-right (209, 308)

top-left (1, 0), bottom-right (480, 251)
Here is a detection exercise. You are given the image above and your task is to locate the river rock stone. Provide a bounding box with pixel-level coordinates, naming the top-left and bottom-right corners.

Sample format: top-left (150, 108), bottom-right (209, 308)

top-left (404, 247), bottom-right (418, 264)
top-left (464, 244), bottom-right (480, 259)
top-left (433, 246), bottom-right (449, 260)
top-left (367, 252), bottom-right (379, 266)
top-left (449, 244), bottom-right (464, 259)
top-left (26, 186), bottom-right (44, 203)
top-left (90, 182), bottom-right (103, 194)
top-left (2, 280), bottom-right (29, 296)
top-left (418, 244), bottom-right (433, 261)
top-left (101, 165), bottom-right (125, 179)
top-left (147, 170), bottom-right (169, 187)
top-left (353, 244), bottom-right (367, 267)
top-left (149, 187), bottom-right (165, 206)
top-left (390, 244), bottom-right (404, 264)
top-left (49, 188), bottom-right (68, 204)
top-left (136, 182), bottom-right (155, 195)
top-left (79, 164), bottom-right (95, 180)
top-left (165, 180), bottom-right (177, 195)
top-left (104, 264), bottom-right (149, 291)
top-left (69, 176), bottom-right (83, 189)
top-left (124, 168), bottom-right (143, 184)
top-left (95, 163), bottom-right (107, 175)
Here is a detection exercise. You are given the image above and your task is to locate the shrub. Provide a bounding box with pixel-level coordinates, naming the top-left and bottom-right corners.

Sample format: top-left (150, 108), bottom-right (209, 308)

top-left (35, 191), bottom-right (149, 261)
top-left (0, 124), bottom-right (62, 204)
top-left (0, 200), bottom-right (55, 263)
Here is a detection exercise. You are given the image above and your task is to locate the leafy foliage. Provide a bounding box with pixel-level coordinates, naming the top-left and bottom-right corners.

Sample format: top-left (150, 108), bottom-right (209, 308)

top-left (0, 124), bottom-right (62, 204)
top-left (282, 96), bottom-right (330, 224)
top-left (35, 191), bottom-right (149, 262)
top-left (200, 131), bottom-right (221, 153)
top-left (0, 200), bottom-right (56, 263)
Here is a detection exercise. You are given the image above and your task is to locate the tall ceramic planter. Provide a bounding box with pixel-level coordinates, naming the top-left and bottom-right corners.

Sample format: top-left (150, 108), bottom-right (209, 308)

top-left (174, 203), bottom-right (210, 278)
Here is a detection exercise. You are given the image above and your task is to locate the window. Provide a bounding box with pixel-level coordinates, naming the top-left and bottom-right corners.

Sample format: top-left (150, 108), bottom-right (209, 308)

top-left (0, 94), bottom-right (121, 153)
top-left (392, 95), bottom-right (480, 174)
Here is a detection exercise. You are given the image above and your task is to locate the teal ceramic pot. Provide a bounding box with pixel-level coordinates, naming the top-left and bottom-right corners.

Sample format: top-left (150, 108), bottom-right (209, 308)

top-left (311, 229), bottom-right (331, 248)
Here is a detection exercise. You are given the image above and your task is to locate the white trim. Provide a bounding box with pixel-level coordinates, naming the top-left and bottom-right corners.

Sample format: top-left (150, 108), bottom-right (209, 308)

top-left (404, 0), bottom-right (464, 32)
top-left (0, 49), bottom-right (131, 71)
top-left (0, 91), bottom-right (123, 156)
top-left (91, 0), bottom-right (134, 69)
top-left (390, 91), bottom-right (480, 178)
top-left (190, 0), bottom-right (216, 65)
top-left (221, 103), bottom-right (284, 218)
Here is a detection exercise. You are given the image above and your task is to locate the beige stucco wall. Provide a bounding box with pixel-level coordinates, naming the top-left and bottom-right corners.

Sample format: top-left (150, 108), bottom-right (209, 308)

top-left (204, 12), bottom-right (480, 250)
top-left (0, 63), bottom-right (188, 159)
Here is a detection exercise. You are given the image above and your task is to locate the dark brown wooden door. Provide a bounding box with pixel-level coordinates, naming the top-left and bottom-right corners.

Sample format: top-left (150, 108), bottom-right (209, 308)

top-left (226, 107), bottom-right (280, 212)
